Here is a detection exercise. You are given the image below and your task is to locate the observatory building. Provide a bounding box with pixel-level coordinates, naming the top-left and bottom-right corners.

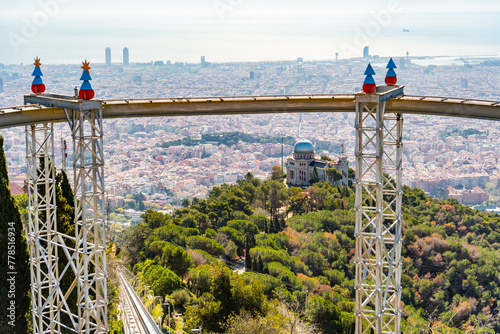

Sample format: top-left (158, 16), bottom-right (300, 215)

top-left (285, 138), bottom-right (348, 187)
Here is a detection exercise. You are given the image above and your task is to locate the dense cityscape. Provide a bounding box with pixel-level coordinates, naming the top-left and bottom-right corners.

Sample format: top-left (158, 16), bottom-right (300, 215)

top-left (1, 51), bottom-right (500, 224)
top-left (1, 44), bottom-right (500, 334)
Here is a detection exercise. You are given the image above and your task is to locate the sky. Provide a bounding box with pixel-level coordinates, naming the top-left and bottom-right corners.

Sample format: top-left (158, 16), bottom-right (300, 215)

top-left (0, 0), bottom-right (499, 64)
top-left (2, 0), bottom-right (500, 17)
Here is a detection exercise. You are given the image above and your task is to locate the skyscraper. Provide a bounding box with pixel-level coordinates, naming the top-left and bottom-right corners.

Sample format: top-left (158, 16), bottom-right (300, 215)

top-left (123, 47), bottom-right (129, 66)
top-left (105, 47), bottom-right (111, 66)
top-left (363, 46), bottom-right (369, 58)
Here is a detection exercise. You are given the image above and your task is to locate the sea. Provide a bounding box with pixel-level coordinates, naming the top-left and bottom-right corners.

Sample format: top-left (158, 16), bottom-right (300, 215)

top-left (0, 12), bottom-right (499, 65)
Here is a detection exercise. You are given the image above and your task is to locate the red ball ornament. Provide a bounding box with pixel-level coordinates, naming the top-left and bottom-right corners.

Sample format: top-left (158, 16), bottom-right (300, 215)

top-left (362, 83), bottom-right (377, 94)
top-left (79, 89), bottom-right (95, 100)
top-left (31, 84), bottom-right (46, 94)
top-left (385, 76), bottom-right (397, 86)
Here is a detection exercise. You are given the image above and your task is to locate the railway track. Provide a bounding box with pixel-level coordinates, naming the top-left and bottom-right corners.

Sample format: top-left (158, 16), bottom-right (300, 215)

top-left (119, 272), bottom-right (163, 334)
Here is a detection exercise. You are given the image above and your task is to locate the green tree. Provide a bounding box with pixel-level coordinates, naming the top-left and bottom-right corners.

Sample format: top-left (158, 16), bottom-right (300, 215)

top-left (186, 236), bottom-right (225, 257)
top-left (141, 209), bottom-right (170, 229)
top-left (348, 167), bottom-right (355, 188)
top-left (224, 310), bottom-right (286, 334)
top-left (139, 262), bottom-right (181, 302)
top-left (119, 223), bottom-right (153, 266)
top-left (55, 170), bottom-right (77, 333)
top-left (270, 165), bottom-right (283, 181)
top-left (320, 155), bottom-right (332, 161)
top-left (226, 240), bottom-right (238, 260)
top-left (260, 180), bottom-right (289, 220)
top-left (309, 167), bottom-right (320, 184)
top-left (188, 265), bottom-right (212, 297)
top-left (289, 192), bottom-right (309, 215)
top-left (326, 168), bottom-right (342, 184)
top-left (211, 264), bottom-right (234, 317)
top-left (258, 255), bottom-right (264, 273)
top-left (57, 169), bottom-right (74, 218)
top-left (0, 136), bottom-right (31, 333)
top-left (182, 198), bottom-right (191, 208)
top-left (306, 296), bottom-right (343, 333)
top-left (245, 237), bottom-right (252, 270)
top-left (160, 243), bottom-right (194, 278)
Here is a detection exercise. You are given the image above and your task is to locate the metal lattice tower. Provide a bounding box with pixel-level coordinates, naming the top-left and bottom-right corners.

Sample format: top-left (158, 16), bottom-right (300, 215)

top-left (354, 86), bottom-right (404, 334)
top-left (25, 94), bottom-right (108, 334)
top-left (26, 123), bottom-right (61, 333)
top-left (71, 104), bottom-right (108, 333)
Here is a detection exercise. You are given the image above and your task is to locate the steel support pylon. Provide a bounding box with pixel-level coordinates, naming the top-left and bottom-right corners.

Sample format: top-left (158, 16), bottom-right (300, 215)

top-left (354, 86), bottom-right (404, 334)
top-left (26, 123), bottom-right (61, 334)
top-left (70, 105), bottom-right (108, 333)
top-left (24, 94), bottom-right (108, 334)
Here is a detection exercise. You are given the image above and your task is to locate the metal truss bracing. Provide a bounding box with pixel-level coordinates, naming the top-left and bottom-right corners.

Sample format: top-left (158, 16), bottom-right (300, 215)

top-left (24, 94), bottom-right (108, 334)
top-left (26, 122), bottom-right (87, 333)
top-left (354, 87), bottom-right (404, 334)
top-left (70, 106), bottom-right (108, 333)
top-left (26, 123), bottom-right (61, 334)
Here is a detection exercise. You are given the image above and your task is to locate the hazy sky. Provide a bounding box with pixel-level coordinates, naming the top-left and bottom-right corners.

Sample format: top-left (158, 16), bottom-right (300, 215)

top-left (0, 0), bottom-right (499, 64)
top-left (2, 0), bottom-right (500, 17)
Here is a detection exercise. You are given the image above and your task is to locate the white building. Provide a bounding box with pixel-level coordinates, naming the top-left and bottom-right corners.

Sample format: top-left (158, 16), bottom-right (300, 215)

top-left (286, 139), bottom-right (349, 187)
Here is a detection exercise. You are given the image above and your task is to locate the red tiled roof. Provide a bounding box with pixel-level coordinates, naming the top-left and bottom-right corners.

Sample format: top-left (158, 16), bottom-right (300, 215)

top-left (9, 182), bottom-right (25, 195)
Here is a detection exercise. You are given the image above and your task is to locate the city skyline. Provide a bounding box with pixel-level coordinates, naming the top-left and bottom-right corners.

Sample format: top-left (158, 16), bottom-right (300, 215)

top-left (0, 1), bottom-right (499, 65)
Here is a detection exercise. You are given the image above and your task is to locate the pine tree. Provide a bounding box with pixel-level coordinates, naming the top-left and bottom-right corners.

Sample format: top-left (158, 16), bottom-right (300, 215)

top-left (273, 215), bottom-right (280, 233)
top-left (55, 170), bottom-right (77, 333)
top-left (245, 237), bottom-right (252, 270)
top-left (0, 136), bottom-right (31, 333)
top-left (258, 255), bottom-right (264, 273)
top-left (251, 257), bottom-right (258, 272)
top-left (268, 216), bottom-right (276, 234)
top-left (57, 170), bottom-right (74, 219)
top-left (280, 214), bottom-right (286, 230)
top-left (310, 166), bottom-right (320, 184)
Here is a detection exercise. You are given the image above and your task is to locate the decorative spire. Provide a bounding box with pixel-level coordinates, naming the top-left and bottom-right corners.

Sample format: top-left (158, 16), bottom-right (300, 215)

top-left (362, 63), bottom-right (376, 93)
top-left (31, 57), bottom-right (46, 94)
top-left (385, 58), bottom-right (397, 86)
top-left (78, 60), bottom-right (95, 100)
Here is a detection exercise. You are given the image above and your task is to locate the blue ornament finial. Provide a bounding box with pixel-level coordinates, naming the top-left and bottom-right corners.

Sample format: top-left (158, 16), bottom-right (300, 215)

top-left (364, 63), bottom-right (376, 76)
top-left (31, 57), bottom-right (45, 94)
top-left (363, 63), bottom-right (377, 93)
top-left (79, 60), bottom-right (95, 100)
top-left (386, 58), bottom-right (397, 69)
top-left (385, 58), bottom-right (398, 86)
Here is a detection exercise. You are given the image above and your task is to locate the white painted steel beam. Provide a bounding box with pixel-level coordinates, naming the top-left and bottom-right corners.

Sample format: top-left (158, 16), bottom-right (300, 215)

top-left (70, 105), bottom-right (108, 334)
top-left (354, 86), bottom-right (404, 334)
top-left (26, 123), bottom-right (61, 334)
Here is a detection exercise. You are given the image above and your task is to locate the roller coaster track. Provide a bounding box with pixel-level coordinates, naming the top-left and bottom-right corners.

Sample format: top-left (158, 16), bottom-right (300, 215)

top-left (119, 272), bottom-right (162, 334)
top-left (0, 93), bottom-right (499, 129)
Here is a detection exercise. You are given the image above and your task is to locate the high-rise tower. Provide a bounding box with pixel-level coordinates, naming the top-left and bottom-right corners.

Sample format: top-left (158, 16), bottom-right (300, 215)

top-left (123, 47), bottom-right (129, 66)
top-left (105, 47), bottom-right (111, 66)
top-left (363, 46), bottom-right (370, 58)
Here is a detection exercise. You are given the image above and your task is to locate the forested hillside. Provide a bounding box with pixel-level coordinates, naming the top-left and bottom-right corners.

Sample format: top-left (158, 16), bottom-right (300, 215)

top-left (118, 172), bottom-right (500, 333)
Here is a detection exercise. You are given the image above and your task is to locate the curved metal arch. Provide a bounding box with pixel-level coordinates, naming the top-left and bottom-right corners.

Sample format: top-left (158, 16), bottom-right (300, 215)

top-left (0, 94), bottom-right (499, 129)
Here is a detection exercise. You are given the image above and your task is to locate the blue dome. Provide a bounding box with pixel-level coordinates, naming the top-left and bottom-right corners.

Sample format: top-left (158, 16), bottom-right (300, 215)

top-left (294, 139), bottom-right (314, 154)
